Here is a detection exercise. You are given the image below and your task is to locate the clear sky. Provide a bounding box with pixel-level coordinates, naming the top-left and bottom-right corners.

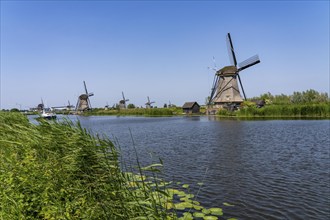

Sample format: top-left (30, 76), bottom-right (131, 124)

top-left (1, 0), bottom-right (329, 110)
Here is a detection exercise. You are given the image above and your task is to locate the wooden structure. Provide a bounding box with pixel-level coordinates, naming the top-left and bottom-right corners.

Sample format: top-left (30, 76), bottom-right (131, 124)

top-left (182, 102), bottom-right (200, 114)
top-left (208, 33), bottom-right (260, 113)
top-left (119, 92), bottom-right (129, 109)
top-left (75, 81), bottom-right (94, 112)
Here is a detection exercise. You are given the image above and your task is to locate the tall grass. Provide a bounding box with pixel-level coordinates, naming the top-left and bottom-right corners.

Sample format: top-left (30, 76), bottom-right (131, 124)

top-left (235, 103), bottom-right (330, 117)
top-left (0, 112), bottom-right (228, 219)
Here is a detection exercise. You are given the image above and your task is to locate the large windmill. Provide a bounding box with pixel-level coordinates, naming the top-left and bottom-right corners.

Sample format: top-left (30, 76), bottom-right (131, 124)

top-left (145, 96), bottom-right (155, 108)
top-left (208, 33), bottom-right (260, 109)
top-left (119, 92), bottom-right (129, 109)
top-left (75, 81), bottom-right (94, 112)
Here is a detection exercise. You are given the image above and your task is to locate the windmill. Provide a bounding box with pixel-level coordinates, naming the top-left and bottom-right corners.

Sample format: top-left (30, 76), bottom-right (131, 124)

top-left (119, 92), bottom-right (129, 109)
top-left (52, 101), bottom-right (74, 111)
top-left (37, 98), bottom-right (44, 111)
top-left (75, 81), bottom-right (94, 112)
top-left (208, 33), bottom-right (260, 109)
top-left (145, 96), bottom-right (155, 108)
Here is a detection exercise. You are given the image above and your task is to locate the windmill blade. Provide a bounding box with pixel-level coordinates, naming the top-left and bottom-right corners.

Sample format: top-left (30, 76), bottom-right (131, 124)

top-left (147, 96), bottom-right (150, 103)
top-left (226, 33), bottom-right (237, 66)
top-left (213, 56), bottom-right (217, 69)
top-left (122, 92), bottom-right (125, 101)
top-left (87, 97), bottom-right (92, 110)
top-left (238, 55), bottom-right (260, 72)
top-left (83, 81), bottom-right (88, 95)
top-left (75, 98), bottom-right (80, 112)
top-left (209, 75), bottom-right (217, 102)
top-left (208, 74), bottom-right (220, 104)
top-left (237, 74), bottom-right (247, 100)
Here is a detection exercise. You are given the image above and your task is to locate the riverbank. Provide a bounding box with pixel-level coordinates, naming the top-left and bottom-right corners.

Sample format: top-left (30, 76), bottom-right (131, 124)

top-left (81, 103), bottom-right (330, 118)
top-left (0, 112), bottom-right (227, 219)
top-left (222, 103), bottom-right (330, 118)
top-left (83, 107), bottom-right (183, 116)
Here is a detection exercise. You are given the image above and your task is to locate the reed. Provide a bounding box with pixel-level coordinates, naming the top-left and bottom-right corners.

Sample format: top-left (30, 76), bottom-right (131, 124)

top-left (0, 112), bottom-right (228, 219)
top-left (236, 103), bottom-right (330, 117)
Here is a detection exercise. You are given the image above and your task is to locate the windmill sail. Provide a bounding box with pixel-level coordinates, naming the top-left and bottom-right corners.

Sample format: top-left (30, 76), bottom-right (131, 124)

top-left (226, 33), bottom-right (237, 66)
top-left (238, 55), bottom-right (260, 71)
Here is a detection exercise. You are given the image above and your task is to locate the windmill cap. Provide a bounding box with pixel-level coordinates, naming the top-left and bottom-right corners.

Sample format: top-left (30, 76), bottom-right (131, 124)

top-left (79, 94), bottom-right (89, 99)
top-left (217, 65), bottom-right (237, 75)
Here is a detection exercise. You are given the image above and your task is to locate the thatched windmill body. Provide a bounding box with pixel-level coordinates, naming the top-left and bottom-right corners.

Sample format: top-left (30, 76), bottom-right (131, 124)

top-left (75, 81), bottom-right (94, 112)
top-left (208, 33), bottom-right (260, 109)
top-left (145, 96), bottom-right (155, 108)
top-left (119, 92), bottom-right (129, 109)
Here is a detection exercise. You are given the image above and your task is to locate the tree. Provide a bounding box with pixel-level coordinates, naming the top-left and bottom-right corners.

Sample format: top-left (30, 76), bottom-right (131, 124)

top-left (127, 103), bottom-right (135, 109)
top-left (10, 108), bottom-right (20, 112)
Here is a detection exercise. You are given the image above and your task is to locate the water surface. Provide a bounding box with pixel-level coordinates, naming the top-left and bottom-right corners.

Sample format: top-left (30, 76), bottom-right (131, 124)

top-left (29, 115), bottom-right (330, 219)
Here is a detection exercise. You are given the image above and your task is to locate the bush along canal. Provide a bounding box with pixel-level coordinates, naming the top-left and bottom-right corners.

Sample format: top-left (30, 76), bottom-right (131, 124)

top-left (0, 112), bottom-right (234, 220)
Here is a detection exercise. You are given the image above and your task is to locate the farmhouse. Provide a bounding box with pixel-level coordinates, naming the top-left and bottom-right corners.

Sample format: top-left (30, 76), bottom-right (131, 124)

top-left (182, 102), bottom-right (200, 114)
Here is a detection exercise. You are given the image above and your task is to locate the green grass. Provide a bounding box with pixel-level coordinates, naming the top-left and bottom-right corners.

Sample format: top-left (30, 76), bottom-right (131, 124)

top-left (217, 103), bottom-right (330, 118)
top-left (0, 112), bottom-right (229, 219)
top-left (237, 103), bottom-right (330, 118)
top-left (83, 107), bottom-right (183, 116)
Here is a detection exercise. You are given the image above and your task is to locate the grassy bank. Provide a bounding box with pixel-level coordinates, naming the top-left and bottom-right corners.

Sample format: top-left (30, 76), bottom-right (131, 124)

top-left (237, 103), bottom-right (330, 117)
top-left (218, 103), bottom-right (330, 118)
top-left (0, 112), bottom-right (229, 219)
top-left (83, 107), bottom-right (183, 116)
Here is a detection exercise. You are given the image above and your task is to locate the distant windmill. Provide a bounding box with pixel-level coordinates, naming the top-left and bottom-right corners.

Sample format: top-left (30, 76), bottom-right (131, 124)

top-left (119, 92), bottom-right (129, 109)
top-left (145, 96), bottom-right (155, 108)
top-left (52, 100), bottom-right (74, 111)
top-left (66, 101), bottom-right (74, 111)
top-left (208, 33), bottom-right (260, 108)
top-left (37, 98), bottom-right (44, 111)
top-left (104, 102), bottom-right (109, 110)
top-left (75, 81), bottom-right (94, 112)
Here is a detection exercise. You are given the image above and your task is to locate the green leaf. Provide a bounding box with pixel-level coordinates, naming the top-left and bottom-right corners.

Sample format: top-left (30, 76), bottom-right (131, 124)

top-left (182, 212), bottom-right (193, 220)
top-left (193, 212), bottom-right (205, 218)
top-left (203, 216), bottom-right (218, 220)
top-left (209, 207), bottom-right (223, 216)
top-left (174, 202), bottom-right (193, 210)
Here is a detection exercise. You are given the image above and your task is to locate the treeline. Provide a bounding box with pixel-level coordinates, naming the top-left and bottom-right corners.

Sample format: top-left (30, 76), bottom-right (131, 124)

top-left (249, 89), bottom-right (329, 105)
top-left (218, 89), bottom-right (330, 117)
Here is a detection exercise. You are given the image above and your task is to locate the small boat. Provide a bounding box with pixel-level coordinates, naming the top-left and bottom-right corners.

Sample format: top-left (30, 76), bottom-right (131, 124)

top-left (40, 109), bottom-right (57, 119)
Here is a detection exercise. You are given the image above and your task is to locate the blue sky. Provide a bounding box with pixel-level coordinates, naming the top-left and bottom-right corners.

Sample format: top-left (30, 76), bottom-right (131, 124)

top-left (1, 1), bottom-right (329, 109)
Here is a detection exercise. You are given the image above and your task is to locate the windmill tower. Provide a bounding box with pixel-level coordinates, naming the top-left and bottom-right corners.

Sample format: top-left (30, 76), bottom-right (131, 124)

top-left (119, 92), bottom-right (129, 109)
top-left (37, 98), bottom-right (44, 111)
top-left (208, 33), bottom-right (260, 110)
top-left (145, 96), bottom-right (155, 108)
top-left (75, 81), bottom-right (94, 112)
